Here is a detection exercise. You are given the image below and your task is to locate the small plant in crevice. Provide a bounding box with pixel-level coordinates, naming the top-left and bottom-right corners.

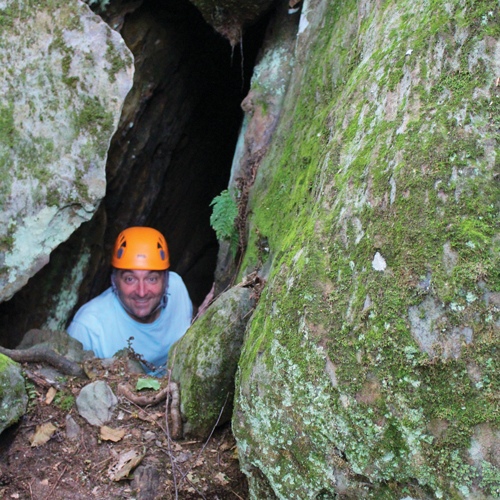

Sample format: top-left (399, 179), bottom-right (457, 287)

top-left (210, 189), bottom-right (239, 255)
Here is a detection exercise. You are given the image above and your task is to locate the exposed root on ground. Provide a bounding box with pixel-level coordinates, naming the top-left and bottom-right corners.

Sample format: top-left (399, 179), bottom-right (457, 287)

top-left (118, 382), bottom-right (182, 440)
top-left (0, 345), bottom-right (85, 378)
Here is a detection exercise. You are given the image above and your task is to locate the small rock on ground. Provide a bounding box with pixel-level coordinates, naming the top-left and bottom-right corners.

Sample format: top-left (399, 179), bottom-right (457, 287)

top-left (76, 380), bottom-right (118, 426)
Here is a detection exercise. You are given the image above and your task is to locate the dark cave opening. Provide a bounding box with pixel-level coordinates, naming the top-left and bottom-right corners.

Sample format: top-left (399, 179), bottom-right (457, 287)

top-left (0, 0), bottom-right (272, 347)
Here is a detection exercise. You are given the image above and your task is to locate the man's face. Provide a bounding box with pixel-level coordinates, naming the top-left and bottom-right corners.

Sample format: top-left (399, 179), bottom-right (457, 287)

top-left (114, 269), bottom-right (166, 324)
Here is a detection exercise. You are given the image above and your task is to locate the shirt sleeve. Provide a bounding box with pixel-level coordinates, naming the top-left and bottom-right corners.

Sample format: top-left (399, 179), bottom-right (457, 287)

top-left (67, 320), bottom-right (100, 357)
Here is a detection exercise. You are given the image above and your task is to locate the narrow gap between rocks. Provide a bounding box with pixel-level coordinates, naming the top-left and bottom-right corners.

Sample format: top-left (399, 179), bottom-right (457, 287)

top-left (0, 0), bottom-right (271, 348)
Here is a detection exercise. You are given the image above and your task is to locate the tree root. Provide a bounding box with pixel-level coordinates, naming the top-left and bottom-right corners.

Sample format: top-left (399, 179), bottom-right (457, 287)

top-left (0, 345), bottom-right (85, 378)
top-left (118, 382), bottom-right (182, 439)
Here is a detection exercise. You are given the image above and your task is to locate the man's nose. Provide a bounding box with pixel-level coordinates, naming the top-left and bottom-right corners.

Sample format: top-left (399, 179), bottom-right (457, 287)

top-left (137, 280), bottom-right (147, 297)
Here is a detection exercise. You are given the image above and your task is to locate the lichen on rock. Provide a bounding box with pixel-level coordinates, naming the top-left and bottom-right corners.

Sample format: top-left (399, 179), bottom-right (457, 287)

top-left (0, 0), bottom-right (133, 303)
top-left (232, 0), bottom-right (500, 497)
top-left (0, 353), bottom-right (27, 435)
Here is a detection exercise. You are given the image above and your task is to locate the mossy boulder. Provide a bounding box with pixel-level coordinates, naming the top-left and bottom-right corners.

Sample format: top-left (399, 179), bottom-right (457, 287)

top-left (0, 0), bottom-right (133, 303)
top-left (232, 0), bottom-right (500, 497)
top-left (0, 353), bottom-right (27, 435)
top-left (169, 286), bottom-right (254, 437)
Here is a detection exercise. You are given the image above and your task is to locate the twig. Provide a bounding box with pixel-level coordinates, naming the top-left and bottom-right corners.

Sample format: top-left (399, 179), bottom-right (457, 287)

top-left (230, 489), bottom-right (245, 500)
top-left (23, 369), bottom-right (52, 389)
top-left (91, 456), bottom-right (112, 470)
top-left (42, 465), bottom-right (67, 500)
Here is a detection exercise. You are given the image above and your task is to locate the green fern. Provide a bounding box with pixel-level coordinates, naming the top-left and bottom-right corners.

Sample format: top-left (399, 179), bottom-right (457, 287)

top-left (210, 189), bottom-right (238, 249)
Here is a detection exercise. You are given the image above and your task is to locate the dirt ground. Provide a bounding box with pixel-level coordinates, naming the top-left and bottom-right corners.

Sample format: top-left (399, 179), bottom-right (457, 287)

top-left (0, 358), bottom-right (249, 500)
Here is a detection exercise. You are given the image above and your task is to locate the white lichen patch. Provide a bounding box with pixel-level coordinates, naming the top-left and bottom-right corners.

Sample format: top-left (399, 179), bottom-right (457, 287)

top-left (0, 0), bottom-right (134, 302)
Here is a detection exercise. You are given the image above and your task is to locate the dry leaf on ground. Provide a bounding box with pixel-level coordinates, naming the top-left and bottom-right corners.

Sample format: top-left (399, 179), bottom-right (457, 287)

top-left (30, 423), bottom-right (57, 447)
top-left (45, 387), bottom-right (57, 405)
top-left (215, 472), bottom-right (229, 485)
top-left (108, 449), bottom-right (145, 481)
top-left (100, 426), bottom-right (125, 442)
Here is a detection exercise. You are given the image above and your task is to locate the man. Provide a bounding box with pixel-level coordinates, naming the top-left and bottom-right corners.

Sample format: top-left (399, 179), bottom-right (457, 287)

top-left (68, 227), bottom-right (192, 375)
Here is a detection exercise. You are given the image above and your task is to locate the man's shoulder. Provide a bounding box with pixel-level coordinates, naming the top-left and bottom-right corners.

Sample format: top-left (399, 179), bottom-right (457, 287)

top-left (73, 287), bottom-right (116, 320)
top-left (168, 271), bottom-right (185, 288)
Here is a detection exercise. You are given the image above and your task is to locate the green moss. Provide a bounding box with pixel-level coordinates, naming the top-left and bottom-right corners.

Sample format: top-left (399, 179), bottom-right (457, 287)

top-left (105, 30), bottom-right (132, 83)
top-left (53, 392), bottom-right (75, 411)
top-left (233, 0), bottom-right (500, 496)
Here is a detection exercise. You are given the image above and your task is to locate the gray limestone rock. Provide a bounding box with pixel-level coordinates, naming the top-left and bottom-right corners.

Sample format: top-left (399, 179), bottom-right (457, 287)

top-left (131, 465), bottom-right (160, 500)
top-left (168, 286), bottom-right (254, 437)
top-left (17, 328), bottom-right (95, 363)
top-left (0, 354), bottom-right (27, 435)
top-left (0, 0), bottom-right (134, 304)
top-left (76, 380), bottom-right (118, 426)
top-left (65, 414), bottom-right (81, 440)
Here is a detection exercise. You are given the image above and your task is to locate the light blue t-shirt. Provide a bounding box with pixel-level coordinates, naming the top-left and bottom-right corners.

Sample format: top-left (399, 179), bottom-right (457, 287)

top-left (68, 272), bottom-right (192, 373)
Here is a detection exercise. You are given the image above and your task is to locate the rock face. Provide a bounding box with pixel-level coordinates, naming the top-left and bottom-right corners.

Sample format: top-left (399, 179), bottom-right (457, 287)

top-left (169, 286), bottom-right (254, 437)
top-left (0, 353), bottom-right (27, 435)
top-left (0, 0), bottom-right (133, 303)
top-left (188, 0), bottom-right (274, 45)
top-left (231, 0), bottom-right (500, 498)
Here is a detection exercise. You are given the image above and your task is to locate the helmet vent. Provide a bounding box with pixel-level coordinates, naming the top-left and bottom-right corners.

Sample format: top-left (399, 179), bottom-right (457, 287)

top-left (117, 248), bottom-right (124, 259)
top-left (160, 250), bottom-right (166, 260)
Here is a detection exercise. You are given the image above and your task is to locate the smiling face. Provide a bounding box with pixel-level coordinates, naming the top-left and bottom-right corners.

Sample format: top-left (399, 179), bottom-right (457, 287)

top-left (114, 269), bottom-right (166, 324)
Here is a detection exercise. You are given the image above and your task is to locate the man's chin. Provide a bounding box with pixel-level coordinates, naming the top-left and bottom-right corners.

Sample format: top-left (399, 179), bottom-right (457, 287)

top-left (126, 302), bottom-right (162, 323)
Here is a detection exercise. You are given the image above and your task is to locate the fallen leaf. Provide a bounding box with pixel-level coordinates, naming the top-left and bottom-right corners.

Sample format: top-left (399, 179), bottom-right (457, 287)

top-left (40, 479), bottom-right (49, 486)
top-left (186, 473), bottom-right (200, 484)
top-left (136, 378), bottom-right (161, 391)
top-left (100, 426), bottom-right (125, 442)
top-left (108, 449), bottom-right (145, 481)
top-left (193, 457), bottom-right (204, 468)
top-left (10, 493), bottom-right (20, 499)
top-left (219, 440), bottom-right (234, 452)
top-left (215, 472), bottom-right (229, 485)
top-left (45, 387), bottom-right (57, 405)
top-left (231, 447), bottom-right (239, 460)
top-left (30, 423), bottom-right (57, 447)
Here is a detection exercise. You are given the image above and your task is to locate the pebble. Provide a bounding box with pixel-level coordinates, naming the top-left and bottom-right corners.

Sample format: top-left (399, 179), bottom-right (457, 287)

top-left (65, 414), bottom-right (81, 440)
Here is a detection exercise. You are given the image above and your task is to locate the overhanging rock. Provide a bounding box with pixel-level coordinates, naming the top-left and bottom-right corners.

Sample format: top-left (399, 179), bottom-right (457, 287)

top-left (187, 0), bottom-right (275, 45)
top-left (0, 0), bottom-right (134, 303)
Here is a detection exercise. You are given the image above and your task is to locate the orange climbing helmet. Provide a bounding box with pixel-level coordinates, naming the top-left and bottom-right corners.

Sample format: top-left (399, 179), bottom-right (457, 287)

top-left (111, 227), bottom-right (170, 270)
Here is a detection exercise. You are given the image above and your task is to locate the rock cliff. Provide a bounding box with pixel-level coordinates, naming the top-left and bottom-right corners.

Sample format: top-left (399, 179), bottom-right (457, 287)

top-left (0, 0), bottom-right (133, 303)
top-left (229, 0), bottom-right (500, 498)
